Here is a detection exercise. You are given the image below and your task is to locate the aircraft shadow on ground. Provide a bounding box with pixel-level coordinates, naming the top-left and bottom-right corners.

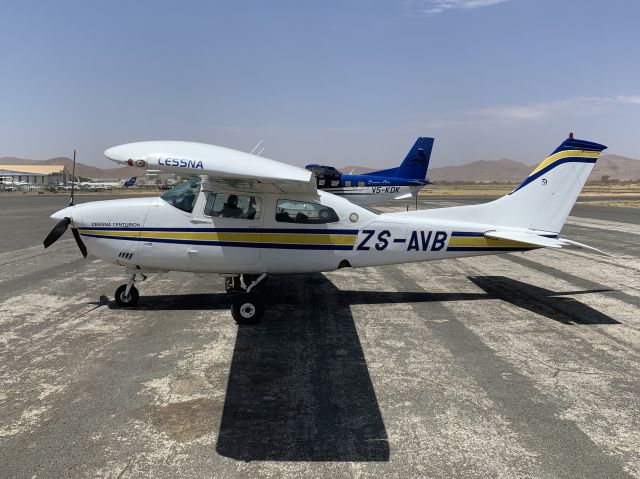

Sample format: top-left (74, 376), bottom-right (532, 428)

top-left (214, 273), bottom-right (390, 462)
top-left (468, 276), bottom-right (618, 325)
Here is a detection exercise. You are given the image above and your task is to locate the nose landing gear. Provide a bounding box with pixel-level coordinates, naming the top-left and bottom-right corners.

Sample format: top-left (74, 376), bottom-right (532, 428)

top-left (114, 271), bottom-right (146, 307)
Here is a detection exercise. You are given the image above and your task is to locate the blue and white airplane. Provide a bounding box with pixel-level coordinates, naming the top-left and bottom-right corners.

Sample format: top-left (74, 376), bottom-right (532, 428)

top-left (305, 137), bottom-right (434, 206)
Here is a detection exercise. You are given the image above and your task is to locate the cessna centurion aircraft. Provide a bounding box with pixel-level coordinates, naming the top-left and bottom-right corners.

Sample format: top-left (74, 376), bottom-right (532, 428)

top-left (43, 134), bottom-right (607, 324)
top-left (305, 137), bottom-right (433, 206)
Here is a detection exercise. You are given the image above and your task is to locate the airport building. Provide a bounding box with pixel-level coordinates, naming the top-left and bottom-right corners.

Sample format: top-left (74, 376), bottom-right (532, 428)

top-left (0, 165), bottom-right (70, 188)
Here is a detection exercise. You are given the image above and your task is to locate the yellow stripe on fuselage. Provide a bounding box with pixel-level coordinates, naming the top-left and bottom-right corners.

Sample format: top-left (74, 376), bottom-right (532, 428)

top-left (529, 149), bottom-right (600, 176)
top-left (80, 230), bottom-right (356, 246)
top-left (448, 237), bottom-right (535, 248)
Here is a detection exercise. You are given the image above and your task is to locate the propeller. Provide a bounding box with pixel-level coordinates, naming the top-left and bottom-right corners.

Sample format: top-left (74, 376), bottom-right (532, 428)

top-left (43, 217), bottom-right (70, 248)
top-left (71, 227), bottom-right (88, 257)
top-left (43, 217), bottom-right (88, 257)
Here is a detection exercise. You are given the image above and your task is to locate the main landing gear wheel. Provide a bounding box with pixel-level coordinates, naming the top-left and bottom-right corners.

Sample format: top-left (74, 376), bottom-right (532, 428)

top-left (115, 284), bottom-right (139, 307)
top-left (231, 292), bottom-right (265, 325)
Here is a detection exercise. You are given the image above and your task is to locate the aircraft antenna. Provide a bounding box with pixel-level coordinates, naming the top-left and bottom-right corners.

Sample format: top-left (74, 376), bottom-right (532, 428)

top-left (69, 149), bottom-right (77, 206)
top-left (250, 140), bottom-right (264, 155)
top-left (256, 146), bottom-right (265, 157)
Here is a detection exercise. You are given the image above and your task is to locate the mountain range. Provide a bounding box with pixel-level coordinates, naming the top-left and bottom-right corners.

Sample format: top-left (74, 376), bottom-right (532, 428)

top-left (1, 153), bottom-right (638, 183)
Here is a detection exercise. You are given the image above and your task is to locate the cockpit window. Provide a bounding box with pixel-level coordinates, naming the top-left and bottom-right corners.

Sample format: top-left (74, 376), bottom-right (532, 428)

top-left (161, 178), bottom-right (201, 213)
top-left (204, 193), bottom-right (261, 220)
top-left (275, 199), bottom-right (339, 224)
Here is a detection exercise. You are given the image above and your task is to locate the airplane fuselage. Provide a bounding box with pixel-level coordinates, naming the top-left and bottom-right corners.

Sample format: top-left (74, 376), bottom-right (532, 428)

top-left (54, 188), bottom-right (539, 275)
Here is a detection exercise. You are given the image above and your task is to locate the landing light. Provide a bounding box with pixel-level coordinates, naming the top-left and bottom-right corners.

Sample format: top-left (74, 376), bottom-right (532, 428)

top-left (127, 159), bottom-right (147, 167)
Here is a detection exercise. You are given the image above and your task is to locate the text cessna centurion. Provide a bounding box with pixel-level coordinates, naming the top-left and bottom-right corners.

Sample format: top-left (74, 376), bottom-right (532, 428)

top-left (44, 135), bottom-right (607, 324)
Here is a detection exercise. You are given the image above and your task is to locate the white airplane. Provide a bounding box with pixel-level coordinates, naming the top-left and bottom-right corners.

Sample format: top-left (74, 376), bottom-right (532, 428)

top-left (43, 134), bottom-right (607, 324)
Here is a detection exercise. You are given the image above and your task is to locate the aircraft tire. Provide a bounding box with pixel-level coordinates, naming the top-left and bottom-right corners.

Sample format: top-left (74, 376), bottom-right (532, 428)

top-left (115, 284), bottom-right (139, 307)
top-left (231, 292), bottom-right (265, 325)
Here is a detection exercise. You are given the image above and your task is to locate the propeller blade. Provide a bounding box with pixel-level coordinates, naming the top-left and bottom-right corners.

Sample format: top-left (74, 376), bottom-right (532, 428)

top-left (43, 217), bottom-right (71, 249)
top-left (71, 228), bottom-right (88, 258)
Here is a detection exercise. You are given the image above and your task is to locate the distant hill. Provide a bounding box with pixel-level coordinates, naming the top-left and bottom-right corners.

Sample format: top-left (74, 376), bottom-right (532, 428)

top-left (590, 154), bottom-right (640, 182)
top-left (341, 154), bottom-right (640, 183)
top-left (427, 158), bottom-right (531, 183)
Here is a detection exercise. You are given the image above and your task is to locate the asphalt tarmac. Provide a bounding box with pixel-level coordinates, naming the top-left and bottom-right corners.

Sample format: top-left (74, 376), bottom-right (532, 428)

top-left (1, 193), bottom-right (639, 478)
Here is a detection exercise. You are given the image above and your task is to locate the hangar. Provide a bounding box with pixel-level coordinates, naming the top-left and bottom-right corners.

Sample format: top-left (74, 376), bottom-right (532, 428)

top-left (0, 164), bottom-right (70, 187)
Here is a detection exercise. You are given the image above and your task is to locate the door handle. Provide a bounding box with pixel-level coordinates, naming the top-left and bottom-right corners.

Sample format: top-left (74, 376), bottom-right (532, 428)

top-left (188, 249), bottom-right (199, 254)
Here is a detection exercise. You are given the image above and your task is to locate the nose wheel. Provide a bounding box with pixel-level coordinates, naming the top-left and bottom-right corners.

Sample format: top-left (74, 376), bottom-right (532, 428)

top-left (114, 271), bottom-right (144, 307)
top-left (114, 284), bottom-right (139, 307)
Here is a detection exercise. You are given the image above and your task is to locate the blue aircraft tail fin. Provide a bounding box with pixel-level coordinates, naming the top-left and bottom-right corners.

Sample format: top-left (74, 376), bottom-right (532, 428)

top-left (364, 137), bottom-right (434, 179)
top-left (123, 177), bottom-right (137, 188)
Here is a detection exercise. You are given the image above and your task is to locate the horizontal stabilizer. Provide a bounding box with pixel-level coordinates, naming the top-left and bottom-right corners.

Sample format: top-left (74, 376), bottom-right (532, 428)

top-left (556, 238), bottom-right (610, 256)
top-left (485, 231), bottom-right (609, 255)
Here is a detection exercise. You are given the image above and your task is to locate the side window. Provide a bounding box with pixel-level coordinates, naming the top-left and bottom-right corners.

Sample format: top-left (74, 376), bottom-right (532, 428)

top-left (318, 178), bottom-right (325, 186)
top-left (344, 180), bottom-right (352, 187)
top-left (275, 199), bottom-right (339, 224)
top-left (357, 181), bottom-right (365, 187)
top-left (204, 193), bottom-right (261, 220)
top-left (331, 180), bottom-right (339, 187)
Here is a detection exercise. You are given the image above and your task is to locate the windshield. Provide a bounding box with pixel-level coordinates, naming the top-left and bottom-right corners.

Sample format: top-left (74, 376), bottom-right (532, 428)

top-left (161, 177), bottom-right (201, 213)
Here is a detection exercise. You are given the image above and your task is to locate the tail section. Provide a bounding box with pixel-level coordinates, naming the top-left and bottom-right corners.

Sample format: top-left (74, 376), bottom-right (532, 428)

top-left (365, 137), bottom-right (434, 180)
top-left (123, 177), bottom-right (137, 188)
top-left (396, 135), bottom-right (606, 234)
top-left (505, 136), bottom-right (606, 232)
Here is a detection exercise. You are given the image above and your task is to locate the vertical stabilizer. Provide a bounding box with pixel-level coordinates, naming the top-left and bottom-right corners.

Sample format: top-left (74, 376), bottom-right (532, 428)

top-left (364, 137), bottom-right (434, 179)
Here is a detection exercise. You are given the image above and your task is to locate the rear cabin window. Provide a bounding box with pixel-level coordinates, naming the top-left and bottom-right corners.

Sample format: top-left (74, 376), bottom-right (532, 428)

top-left (344, 180), bottom-right (352, 187)
top-left (275, 199), bottom-right (339, 224)
top-left (204, 193), bottom-right (261, 220)
top-left (357, 181), bottom-right (365, 187)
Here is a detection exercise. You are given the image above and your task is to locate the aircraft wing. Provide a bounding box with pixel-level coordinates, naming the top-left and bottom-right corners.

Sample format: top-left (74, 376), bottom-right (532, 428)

top-left (104, 141), bottom-right (316, 195)
top-left (485, 231), bottom-right (609, 255)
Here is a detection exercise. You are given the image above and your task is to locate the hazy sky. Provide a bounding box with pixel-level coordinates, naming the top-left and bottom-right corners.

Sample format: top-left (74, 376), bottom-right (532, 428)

top-left (1, 0), bottom-right (639, 168)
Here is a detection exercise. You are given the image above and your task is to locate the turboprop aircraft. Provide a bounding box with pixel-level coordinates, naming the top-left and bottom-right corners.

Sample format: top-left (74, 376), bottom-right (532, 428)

top-left (305, 137), bottom-right (433, 206)
top-left (43, 134), bottom-right (607, 324)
